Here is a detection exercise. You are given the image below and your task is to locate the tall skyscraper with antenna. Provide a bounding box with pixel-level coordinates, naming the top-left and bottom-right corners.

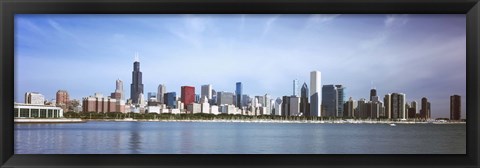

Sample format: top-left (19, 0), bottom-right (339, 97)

top-left (130, 52), bottom-right (144, 104)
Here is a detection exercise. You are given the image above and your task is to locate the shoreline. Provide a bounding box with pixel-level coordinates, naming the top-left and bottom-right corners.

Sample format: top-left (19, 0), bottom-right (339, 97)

top-left (82, 119), bottom-right (466, 124)
top-left (14, 118), bottom-right (466, 124)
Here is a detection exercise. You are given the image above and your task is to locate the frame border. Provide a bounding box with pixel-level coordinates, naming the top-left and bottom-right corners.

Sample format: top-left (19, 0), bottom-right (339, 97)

top-left (1, 0), bottom-right (479, 167)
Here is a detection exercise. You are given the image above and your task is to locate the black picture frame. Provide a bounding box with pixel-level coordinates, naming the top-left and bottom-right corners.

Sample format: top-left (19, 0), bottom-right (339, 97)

top-left (1, 0), bottom-right (479, 167)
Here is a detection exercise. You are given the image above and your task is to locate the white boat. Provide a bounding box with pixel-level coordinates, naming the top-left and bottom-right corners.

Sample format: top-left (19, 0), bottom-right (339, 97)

top-left (390, 123), bottom-right (396, 127)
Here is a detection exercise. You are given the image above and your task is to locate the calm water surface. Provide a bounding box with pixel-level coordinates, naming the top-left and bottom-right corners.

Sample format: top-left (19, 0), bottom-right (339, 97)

top-left (14, 121), bottom-right (466, 154)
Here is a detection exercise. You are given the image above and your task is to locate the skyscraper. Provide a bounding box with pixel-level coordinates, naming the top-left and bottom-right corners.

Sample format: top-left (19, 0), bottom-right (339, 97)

top-left (343, 97), bottom-right (357, 118)
top-left (322, 85), bottom-right (337, 117)
top-left (370, 88), bottom-right (377, 101)
top-left (115, 79), bottom-right (124, 100)
top-left (293, 79), bottom-right (299, 96)
top-left (391, 93), bottom-right (406, 120)
top-left (235, 82), bottom-right (242, 107)
top-left (181, 86), bottom-right (195, 110)
top-left (384, 94), bottom-right (392, 119)
top-left (201, 84), bottom-right (212, 100)
top-left (157, 84), bottom-right (166, 104)
top-left (130, 54), bottom-right (144, 104)
top-left (322, 84), bottom-right (345, 117)
top-left (420, 97), bottom-right (430, 120)
top-left (274, 97), bottom-right (282, 116)
top-left (217, 91), bottom-right (234, 105)
top-left (165, 92), bottom-right (176, 108)
top-left (310, 71), bottom-right (321, 117)
top-left (300, 82), bottom-right (310, 117)
top-left (450, 95), bottom-right (461, 120)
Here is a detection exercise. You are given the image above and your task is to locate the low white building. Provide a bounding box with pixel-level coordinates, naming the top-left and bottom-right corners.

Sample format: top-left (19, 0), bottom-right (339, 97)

top-left (210, 105), bottom-right (219, 115)
top-left (147, 106), bottom-right (160, 114)
top-left (14, 103), bottom-right (63, 118)
top-left (201, 102), bottom-right (210, 114)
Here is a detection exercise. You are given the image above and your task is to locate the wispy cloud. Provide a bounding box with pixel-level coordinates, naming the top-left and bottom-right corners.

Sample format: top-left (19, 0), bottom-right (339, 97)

top-left (385, 14), bottom-right (409, 28)
top-left (261, 15), bottom-right (280, 38)
top-left (48, 19), bottom-right (89, 48)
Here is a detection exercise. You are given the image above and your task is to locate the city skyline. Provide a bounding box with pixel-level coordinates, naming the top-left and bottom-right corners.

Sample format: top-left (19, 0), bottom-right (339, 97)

top-left (15, 14), bottom-right (466, 118)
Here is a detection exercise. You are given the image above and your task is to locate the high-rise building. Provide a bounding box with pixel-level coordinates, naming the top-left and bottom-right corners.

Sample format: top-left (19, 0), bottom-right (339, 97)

top-left (111, 79), bottom-right (124, 100)
top-left (25, 92), bottom-right (45, 105)
top-left (274, 97), bottom-right (282, 116)
top-left (147, 92), bottom-right (156, 100)
top-left (343, 97), bottom-right (357, 118)
top-left (391, 93), bottom-right (406, 120)
top-left (181, 86), bottom-right (195, 110)
top-left (336, 85), bottom-right (345, 117)
top-left (420, 97), bottom-right (431, 120)
top-left (217, 91), bottom-right (234, 105)
top-left (293, 79), bottom-right (299, 96)
top-left (201, 84), bottom-right (212, 100)
top-left (115, 79), bottom-right (124, 100)
top-left (164, 92), bottom-right (176, 109)
top-left (384, 94), bottom-right (392, 119)
top-left (242, 94), bottom-right (250, 108)
top-left (157, 84), bottom-right (166, 104)
top-left (235, 82), bottom-right (243, 107)
top-left (56, 90), bottom-right (69, 106)
top-left (289, 96), bottom-right (300, 116)
top-left (130, 54), bottom-right (144, 104)
top-left (300, 82), bottom-right (310, 117)
top-left (450, 95), bottom-right (461, 120)
top-left (356, 98), bottom-right (367, 118)
top-left (310, 71), bottom-right (321, 117)
top-left (82, 93), bottom-right (123, 113)
top-left (264, 94), bottom-right (272, 115)
top-left (370, 88), bottom-right (377, 101)
top-left (282, 96), bottom-right (290, 116)
top-left (195, 94), bottom-right (201, 103)
top-left (322, 85), bottom-right (345, 117)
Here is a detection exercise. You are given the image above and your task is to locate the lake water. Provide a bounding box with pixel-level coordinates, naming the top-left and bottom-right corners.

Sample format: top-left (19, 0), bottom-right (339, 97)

top-left (14, 121), bottom-right (466, 154)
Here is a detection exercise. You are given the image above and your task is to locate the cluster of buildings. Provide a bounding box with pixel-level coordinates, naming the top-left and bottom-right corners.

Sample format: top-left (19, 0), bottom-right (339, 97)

top-left (15, 57), bottom-right (464, 121)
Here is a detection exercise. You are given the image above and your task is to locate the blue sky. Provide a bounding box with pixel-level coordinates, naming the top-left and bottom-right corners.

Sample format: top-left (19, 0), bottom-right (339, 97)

top-left (14, 14), bottom-right (466, 119)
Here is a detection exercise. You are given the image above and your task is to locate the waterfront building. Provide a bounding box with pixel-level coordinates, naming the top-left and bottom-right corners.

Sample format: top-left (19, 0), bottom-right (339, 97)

top-left (201, 99), bottom-right (210, 114)
top-left (450, 95), bottom-right (461, 120)
top-left (391, 93), bottom-right (406, 120)
top-left (310, 71), bottom-right (321, 117)
top-left (300, 82), bottom-right (310, 117)
top-left (165, 92), bottom-right (176, 109)
top-left (289, 96), bottom-right (300, 116)
top-left (282, 96), bottom-right (290, 116)
top-left (14, 103), bottom-right (63, 118)
top-left (147, 106), bottom-right (160, 114)
top-left (211, 89), bottom-right (217, 105)
top-left (181, 86), bottom-right (195, 109)
top-left (210, 105), bottom-right (220, 115)
top-left (187, 103), bottom-right (202, 114)
top-left (195, 94), bottom-right (201, 103)
top-left (130, 54), bottom-right (144, 104)
top-left (25, 92), bottom-right (45, 105)
top-left (274, 97), bottom-right (282, 116)
top-left (56, 90), bottom-right (69, 107)
top-left (356, 98), bottom-right (367, 118)
top-left (343, 97), bottom-right (357, 118)
top-left (217, 91), bottom-right (234, 105)
top-left (201, 84), bottom-right (212, 100)
top-left (384, 94), bottom-right (392, 119)
top-left (82, 93), bottom-right (123, 113)
top-left (157, 84), bottom-right (166, 103)
top-left (235, 82), bottom-right (243, 107)
top-left (264, 94), bottom-right (272, 115)
top-left (322, 85), bottom-right (344, 117)
top-left (242, 95), bottom-right (250, 108)
top-left (369, 101), bottom-right (382, 118)
top-left (420, 97), bottom-right (431, 120)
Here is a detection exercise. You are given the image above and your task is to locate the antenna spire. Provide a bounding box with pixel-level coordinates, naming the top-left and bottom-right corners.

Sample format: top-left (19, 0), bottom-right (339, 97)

top-left (134, 52), bottom-right (139, 62)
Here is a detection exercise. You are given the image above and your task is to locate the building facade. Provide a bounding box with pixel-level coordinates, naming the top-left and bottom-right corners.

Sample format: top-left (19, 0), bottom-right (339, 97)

top-left (25, 92), bottom-right (45, 105)
top-left (181, 86), bottom-right (195, 109)
top-left (310, 71), bottom-right (321, 117)
top-left (14, 103), bottom-right (63, 118)
top-left (130, 57), bottom-right (144, 104)
top-left (450, 95), bottom-right (461, 120)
